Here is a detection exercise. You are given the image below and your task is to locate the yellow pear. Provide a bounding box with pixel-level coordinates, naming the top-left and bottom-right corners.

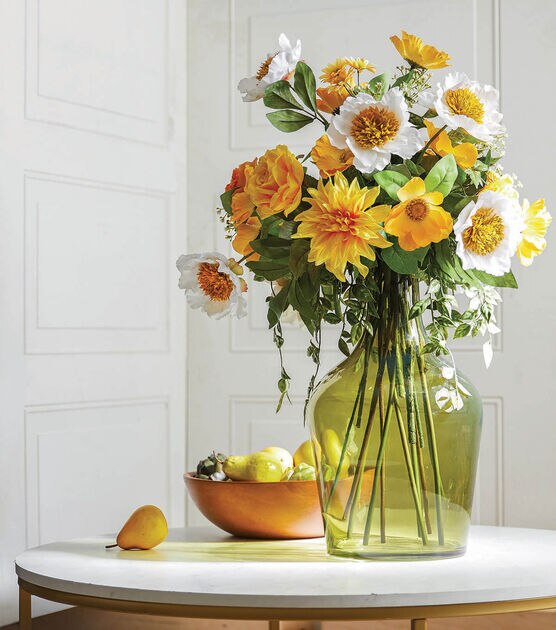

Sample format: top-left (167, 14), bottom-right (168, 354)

top-left (106, 505), bottom-right (168, 550)
top-left (293, 439), bottom-right (316, 468)
top-left (223, 452), bottom-right (283, 482)
top-left (260, 446), bottom-right (293, 471)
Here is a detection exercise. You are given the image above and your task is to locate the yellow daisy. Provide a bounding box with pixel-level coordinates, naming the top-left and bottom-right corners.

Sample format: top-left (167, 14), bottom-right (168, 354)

top-left (343, 57), bottom-right (376, 73)
top-left (293, 172), bottom-right (391, 281)
top-left (320, 59), bottom-right (355, 86)
top-left (517, 198), bottom-right (551, 266)
top-left (390, 31), bottom-right (450, 70)
top-left (384, 177), bottom-right (453, 251)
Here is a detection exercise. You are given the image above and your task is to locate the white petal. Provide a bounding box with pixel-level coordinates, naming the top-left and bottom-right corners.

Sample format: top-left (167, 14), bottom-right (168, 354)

top-left (483, 339), bottom-right (494, 368)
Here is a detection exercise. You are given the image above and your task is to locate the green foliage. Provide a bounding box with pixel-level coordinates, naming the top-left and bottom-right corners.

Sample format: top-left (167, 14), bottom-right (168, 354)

top-left (365, 72), bottom-right (391, 100)
top-left (263, 81), bottom-right (304, 110)
top-left (470, 269), bottom-right (518, 289)
top-left (424, 154), bottom-right (458, 196)
top-left (293, 62), bottom-right (318, 113)
top-left (381, 241), bottom-right (429, 274)
top-left (266, 110), bottom-right (315, 132)
top-left (219, 189), bottom-right (234, 215)
top-left (373, 170), bottom-right (409, 200)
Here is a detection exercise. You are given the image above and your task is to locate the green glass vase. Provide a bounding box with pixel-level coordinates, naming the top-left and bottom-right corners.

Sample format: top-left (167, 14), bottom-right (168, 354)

top-left (306, 274), bottom-right (482, 560)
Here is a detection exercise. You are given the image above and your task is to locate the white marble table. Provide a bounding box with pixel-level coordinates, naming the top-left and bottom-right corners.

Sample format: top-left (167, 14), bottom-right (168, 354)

top-left (15, 526), bottom-right (556, 629)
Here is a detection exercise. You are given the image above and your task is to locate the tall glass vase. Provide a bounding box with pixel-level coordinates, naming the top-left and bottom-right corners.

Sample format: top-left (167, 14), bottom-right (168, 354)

top-left (306, 270), bottom-right (482, 560)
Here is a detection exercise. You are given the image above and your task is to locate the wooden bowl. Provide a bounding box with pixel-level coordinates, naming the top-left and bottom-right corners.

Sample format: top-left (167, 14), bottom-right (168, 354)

top-left (184, 473), bottom-right (324, 539)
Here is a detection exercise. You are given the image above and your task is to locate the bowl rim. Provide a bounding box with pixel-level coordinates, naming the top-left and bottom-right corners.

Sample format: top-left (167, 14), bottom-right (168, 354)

top-left (183, 472), bottom-right (317, 485)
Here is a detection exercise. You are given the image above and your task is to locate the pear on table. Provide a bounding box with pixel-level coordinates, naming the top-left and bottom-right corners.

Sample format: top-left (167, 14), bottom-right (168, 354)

top-left (106, 505), bottom-right (168, 551)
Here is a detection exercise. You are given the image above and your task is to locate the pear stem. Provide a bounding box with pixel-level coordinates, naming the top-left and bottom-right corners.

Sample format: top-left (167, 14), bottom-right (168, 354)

top-left (105, 544), bottom-right (118, 549)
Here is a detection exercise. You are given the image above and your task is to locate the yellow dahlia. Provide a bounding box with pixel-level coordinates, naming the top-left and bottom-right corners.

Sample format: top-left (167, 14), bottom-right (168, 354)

top-left (517, 198), bottom-right (551, 266)
top-left (423, 119), bottom-right (477, 169)
top-left (320, 59), bottom-right (355, 86)
top-left (384, 177), bottom-right (453, 251)
top-left (316, 85), bottom-right (350, 114)
top-left (292, 172), bottom-right (391, 281)
top-left (244, 145), bottom-right (304, 218)
top-left (311, 135), bottom-right (354, 178)
top-left (390, 31), bottom-right (450, 70)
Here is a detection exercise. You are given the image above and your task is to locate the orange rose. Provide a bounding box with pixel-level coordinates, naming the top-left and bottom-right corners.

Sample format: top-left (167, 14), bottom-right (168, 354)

top-left (225, 159), bottom-right (257, 192)
top-left (311, 135), bottom-right (353, 178)
top-left (244, 145), bottom-right (304, 218)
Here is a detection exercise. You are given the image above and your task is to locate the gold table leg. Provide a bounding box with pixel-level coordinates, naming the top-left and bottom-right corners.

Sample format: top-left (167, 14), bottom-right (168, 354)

top-left (411, 619), bottom-right (427, 630)
top-left (19, 586), bottom-right (32, 630)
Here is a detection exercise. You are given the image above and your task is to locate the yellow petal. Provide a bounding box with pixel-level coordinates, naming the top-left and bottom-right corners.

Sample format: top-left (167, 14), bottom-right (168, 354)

top-left (452, 143), bottom-right (478, 169)
top-left (422, 191), bottom-right (444, 205)
top-left (397, 177), bottom-right (426, 202)
top-left (368, 204), bottom-right (391, 222)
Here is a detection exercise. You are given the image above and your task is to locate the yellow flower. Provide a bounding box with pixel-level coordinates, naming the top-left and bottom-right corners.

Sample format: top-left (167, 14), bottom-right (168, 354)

top-left (390, 31), bottom-right (450, 70)
top-left (316, 85), bottom-right (350, 113)
top-left (481, 170), bottom-right (519, 200)
top-left (231, 191), bottom-right (255, 224)
top-left (343, 57), bottom-right (376, 73)
top-left (244, 145), bottom-right (304, 218)
top-left (517, 198), bottom-right (551, 266)
top-left (384, 177), bottom-right (453, 251)
top-left (423, 119), bottom-right (478, 169)
top-left (311, 135), bottom-right (354, 178)
top-left (232, 216), bottom-right (261, 262)
top-left (293, 172), bottom-right (391, 281)
top-left (320, 59), bottom-right (355, 86)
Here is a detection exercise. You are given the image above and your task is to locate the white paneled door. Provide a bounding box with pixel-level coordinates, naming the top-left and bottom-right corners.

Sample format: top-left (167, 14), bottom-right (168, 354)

top-left (187, 0), bottom-right (556, 531)
top-left (0, 0), bottom-right (186, 623)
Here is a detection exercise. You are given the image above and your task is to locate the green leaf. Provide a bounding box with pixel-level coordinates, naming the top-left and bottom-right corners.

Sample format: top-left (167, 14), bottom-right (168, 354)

top-left (288, 276), bottom-right (317, 334)
top-left (389, 163), bottom-right (413, 179)
top-left (289, 239), bottom-right (310, 278)
top-left (250, 236), bottom-right (291, 259)
top-left (404, 159), bottom-right (425, 176)
top-left (408, 297), bottom-right (430, 319)
top-left (247, 259), bottom-right (290, 281)
top-left (373, 170), bottom-right (409, 201)
top-left (266, 109), bottom-right (314, 133)
top-left (424, 154), bottom-right (458, 196)
top-left (392, 69), bottom-right (415, 88)
top-left (293, 62), bottom-right (318, 113)
top-left (261, 216), bottom-right (297, 240)
top-left (338, 338), bottom-right (350, 357)
top-left (263, 80), bottom-right (304, 111)
top-left (267, 284), bottom-right (290, 327)
top-left (454, 323), bottom-right (471, 339)
top-left (381, 241), bottom-right (429, 274)
top-left (220, 189), bottom-right (234, 215)
top-left (366, 72), bottom-right (391, 100)
top-left (470, 269), bottom-right (518, 289)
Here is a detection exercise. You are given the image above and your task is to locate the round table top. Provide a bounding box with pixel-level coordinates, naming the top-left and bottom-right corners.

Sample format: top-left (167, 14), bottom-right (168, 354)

top-left (15, 525), bottom-right (556, 610)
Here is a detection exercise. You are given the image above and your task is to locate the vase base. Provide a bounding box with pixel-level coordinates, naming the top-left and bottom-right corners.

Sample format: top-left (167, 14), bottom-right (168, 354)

top-left (326, 536), bottom-right (467, 561)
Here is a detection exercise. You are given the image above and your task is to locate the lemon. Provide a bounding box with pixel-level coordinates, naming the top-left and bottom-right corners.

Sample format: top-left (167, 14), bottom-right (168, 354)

top-left (322, 429), bottom-right (349, 477)
top-left (293, 439), bottom-right (316, 467)
top-left (260, 446), bottom-right (293, 472)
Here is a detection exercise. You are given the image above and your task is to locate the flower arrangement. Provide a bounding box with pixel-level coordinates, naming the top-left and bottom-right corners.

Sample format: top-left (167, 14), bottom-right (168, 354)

top-left (178, 31), bottom-right (550, 412)
top-left (178, 31), bottom-right (551, 559)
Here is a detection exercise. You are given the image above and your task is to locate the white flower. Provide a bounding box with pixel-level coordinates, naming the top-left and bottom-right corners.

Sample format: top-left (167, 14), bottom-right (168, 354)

top-left (429, 72), bottom-right (504, 141)
top-left (328, 88), bottom-right (425, 173)
top-left (176, 253), bottom-right (247, 319)
top-left (453, 190), bottom-right (523, 275)
top-left (237, 33), bottom-right (301, 102)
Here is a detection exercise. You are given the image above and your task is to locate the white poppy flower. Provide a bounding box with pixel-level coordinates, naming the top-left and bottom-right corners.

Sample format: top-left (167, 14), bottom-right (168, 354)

top-left (176, 253), bottom-right (247, 319)
top-left (328, 88), bottom-right (425, 173)
top-left (453, 191), bottom-right (523, 276)
top-left (429, 72), bottom-right (504, 141)
top-left (238, 33), bottom-right (301, 102)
